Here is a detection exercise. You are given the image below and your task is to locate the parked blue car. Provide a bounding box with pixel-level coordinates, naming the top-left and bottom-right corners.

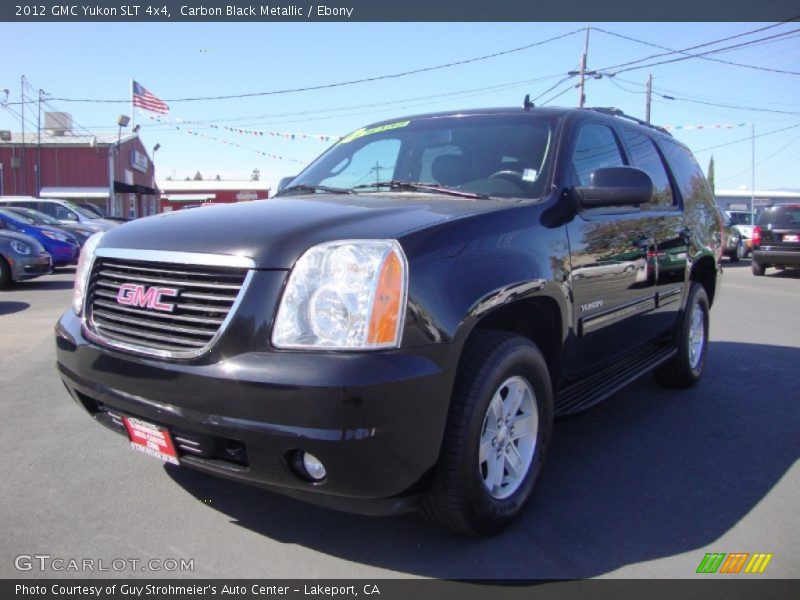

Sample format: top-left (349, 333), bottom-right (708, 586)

top-left (0, 208), bottom-right (79, 266)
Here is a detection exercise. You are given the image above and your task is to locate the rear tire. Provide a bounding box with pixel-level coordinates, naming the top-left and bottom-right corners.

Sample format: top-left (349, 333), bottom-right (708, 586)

top-left (0, 257), bottom-right (11, 289)
top-left (654, 282), bottom-right (709, 389)
top-left (729, 240), bottom-right (743, 263)
top-left (423, 330), bottom-right (553, 536)
top-left (751, 261), bottom-right (765, 276)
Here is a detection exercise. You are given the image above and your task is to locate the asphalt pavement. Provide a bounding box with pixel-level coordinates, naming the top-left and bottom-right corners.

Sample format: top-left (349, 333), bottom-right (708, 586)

top-left (1, 261), bottom-right (798, 579)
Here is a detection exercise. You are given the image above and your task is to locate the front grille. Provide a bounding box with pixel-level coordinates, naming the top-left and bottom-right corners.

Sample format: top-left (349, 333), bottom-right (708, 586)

top-left (85, 257), bottom-right (249, 357)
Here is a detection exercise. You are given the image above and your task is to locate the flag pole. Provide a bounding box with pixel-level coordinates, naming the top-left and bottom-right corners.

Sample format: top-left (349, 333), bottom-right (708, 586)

top-left (130, 79), bottom-right (135, 129)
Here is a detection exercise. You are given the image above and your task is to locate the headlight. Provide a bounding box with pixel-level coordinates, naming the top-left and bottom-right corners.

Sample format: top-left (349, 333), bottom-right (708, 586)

top-left (272, 240), bottom-right (408, 350)
top-left (43, 230), bottom-right (68, 242)
top-left (10, 240), bottom-right (32, 255)
top-left (72, 232), bottom-right (104, 315)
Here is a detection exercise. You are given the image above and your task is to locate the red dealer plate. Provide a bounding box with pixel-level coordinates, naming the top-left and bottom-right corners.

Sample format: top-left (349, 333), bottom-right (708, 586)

top-left (122, 416), bottom-right (179, 465)
top-left (783, 234), bottom-right (799, 242)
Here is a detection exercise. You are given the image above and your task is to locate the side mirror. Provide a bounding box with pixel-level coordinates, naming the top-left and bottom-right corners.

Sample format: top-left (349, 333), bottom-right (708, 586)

top-left (277, 176), bottom-right (297, 193)
top-left (574, 166), bottom-right (653, 209)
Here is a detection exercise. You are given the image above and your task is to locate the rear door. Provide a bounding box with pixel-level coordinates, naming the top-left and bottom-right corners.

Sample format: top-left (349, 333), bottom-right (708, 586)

top-left (619, 127), bottom-right (687, 333)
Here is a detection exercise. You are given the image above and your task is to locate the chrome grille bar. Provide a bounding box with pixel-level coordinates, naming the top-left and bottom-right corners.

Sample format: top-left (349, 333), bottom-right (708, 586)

top-left (84, 252), bottom-right (251, 358)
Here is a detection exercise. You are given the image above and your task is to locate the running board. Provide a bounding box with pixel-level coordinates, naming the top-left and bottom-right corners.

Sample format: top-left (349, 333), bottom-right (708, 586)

top-left (555, 344), bottom-right (677, 416)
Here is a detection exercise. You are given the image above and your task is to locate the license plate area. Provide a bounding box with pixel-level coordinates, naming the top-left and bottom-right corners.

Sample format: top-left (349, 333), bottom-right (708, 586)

top-left (122, 416), bottom-right (179, 465)
top-left (782, 233), bottom-right (799, 242)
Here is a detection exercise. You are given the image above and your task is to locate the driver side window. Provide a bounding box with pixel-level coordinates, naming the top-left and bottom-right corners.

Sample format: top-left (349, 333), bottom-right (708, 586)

top-left (572, 124), bottom-right (625, 186)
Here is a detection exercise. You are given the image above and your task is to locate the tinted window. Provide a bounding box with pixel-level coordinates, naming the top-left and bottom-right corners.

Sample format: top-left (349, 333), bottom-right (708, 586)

top-left (572, 124), bottom-right (625, 186)
top-left (291, 115), bottom-right (556, 199)
top-left (758, 206), bottom-right (800, 228)
top-left (621, 128), bottom-right (674, 207)
top-left (660, 139), bottom-right (718, 244)
top-left (659, 140), bottom-right (712, 208)
top-left (320, 138), bottom-right (401, 189)
top-left (36, 202), bottom-right (58, 218)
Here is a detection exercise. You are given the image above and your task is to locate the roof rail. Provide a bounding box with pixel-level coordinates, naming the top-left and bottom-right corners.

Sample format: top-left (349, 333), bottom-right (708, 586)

top-left (584, 107), bottom-right (672, 137)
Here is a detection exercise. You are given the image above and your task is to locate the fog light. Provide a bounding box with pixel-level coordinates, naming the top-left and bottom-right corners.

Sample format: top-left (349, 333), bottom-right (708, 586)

top-left (302, 452), bottom-right (327, 481)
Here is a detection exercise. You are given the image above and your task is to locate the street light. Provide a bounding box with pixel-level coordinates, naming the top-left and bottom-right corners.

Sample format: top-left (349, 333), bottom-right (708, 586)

top-left (110, 115), bottom-right (130, 217)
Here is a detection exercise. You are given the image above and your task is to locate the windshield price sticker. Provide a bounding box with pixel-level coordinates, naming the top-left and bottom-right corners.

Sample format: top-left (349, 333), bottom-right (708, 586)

top-left (339, 120), bottom-right (411, 144)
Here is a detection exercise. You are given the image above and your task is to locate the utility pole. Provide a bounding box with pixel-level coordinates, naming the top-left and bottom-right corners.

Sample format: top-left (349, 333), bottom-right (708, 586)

top-left (568, 25), bottom-right (598, 108)
top-left (371, 161), bottom-right (383, 189)
top-left (750, 123), bottom-right (756, 228)
top-left (645, 74), bottom-right (653, 123)
top-left (37, 88), bottom-right (44, 196)
top-left (578, 25), bottom-right (589, 107)
top-left (20, 75), bottom-right (26, 195)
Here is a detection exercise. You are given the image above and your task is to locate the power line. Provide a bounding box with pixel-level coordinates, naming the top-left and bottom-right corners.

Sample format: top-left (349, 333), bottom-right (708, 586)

top-left (607, 28), bottom-right (800, 76)
top-left (50, 29), bottom-right (584, 104)
top-left (540, 82), bottom-right (579, 106)
top-left (717, 134), bottom-right (800, 183)
top-left (98, 72), bottom-right (568, 128)
top-left (610, 76), bottom-right (800, 117)
top-left (693, 123), bottom-right (800, 153)
top-left (592, 25), bottom-right (800, 76)
top-left (595, 21), bottom-right (797, 73)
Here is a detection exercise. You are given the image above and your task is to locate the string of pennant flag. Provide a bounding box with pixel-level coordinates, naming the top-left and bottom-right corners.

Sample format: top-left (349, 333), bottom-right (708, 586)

top-left (663, 123), bottom-right (750, 131)
top-left (143, 113), bottom-right (306, 163)
top-left (208, 124), bottom-right (340, 142)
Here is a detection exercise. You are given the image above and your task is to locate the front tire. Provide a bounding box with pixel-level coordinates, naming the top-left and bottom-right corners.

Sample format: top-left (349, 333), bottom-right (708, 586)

top-left (654, 282), bottom-right (709, 388)
top-left (0, 257), bottom-right (11, 289)
top-left (423, 330), bottom-right (553, 536)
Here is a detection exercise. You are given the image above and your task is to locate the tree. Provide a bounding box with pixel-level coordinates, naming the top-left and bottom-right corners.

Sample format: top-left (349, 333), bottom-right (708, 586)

top-left (707, 156), bottom-right (715, 194)
top-left (251, 168), bottom-right (260, 182)
top-left (215, 174), bottom-right (221, 181)
top-left (193, 171), bottom-right (203, 181)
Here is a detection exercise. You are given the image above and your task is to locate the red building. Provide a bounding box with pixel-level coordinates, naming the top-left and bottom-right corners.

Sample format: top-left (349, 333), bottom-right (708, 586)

top-left (0, 114), bottom-right (158, 218)
top-left (158, 179), bottom-right (270, 212)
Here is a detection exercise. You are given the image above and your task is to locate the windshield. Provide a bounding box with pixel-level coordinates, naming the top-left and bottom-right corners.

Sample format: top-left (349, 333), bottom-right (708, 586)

top-left (62, 200), bottom-right (99, 219)
top-left (285, 114), bottom-right (557, 199)
top-left (11, 208), bottom-right (56, 225)
top-left (0, 209), bottom-right (29, 226)
top-left (727, 211), bottom-right (753, 226)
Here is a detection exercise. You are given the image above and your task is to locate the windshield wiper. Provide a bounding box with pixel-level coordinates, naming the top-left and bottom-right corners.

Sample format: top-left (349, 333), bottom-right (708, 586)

top-left (350, 180), bottom-right (490, 200)
top-left (276, 184), bottom-right (355, 197)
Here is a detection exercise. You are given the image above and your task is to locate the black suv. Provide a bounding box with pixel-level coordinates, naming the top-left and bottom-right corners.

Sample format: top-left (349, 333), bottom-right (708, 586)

top-left (56, 106), bottom-right (722, 536)
top-left (751, 204), bottom-right (800, 276)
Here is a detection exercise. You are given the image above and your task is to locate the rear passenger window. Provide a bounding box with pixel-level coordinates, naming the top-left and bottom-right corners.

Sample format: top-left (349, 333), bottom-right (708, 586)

top-left (572, 124), bottom-right (625, 186)
top-left (621, 128), bottom-right (674, 208)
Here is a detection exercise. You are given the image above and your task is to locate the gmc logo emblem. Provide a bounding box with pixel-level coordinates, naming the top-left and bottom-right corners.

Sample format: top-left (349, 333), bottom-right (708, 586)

top-left (116, 283), bottom-right (179, 312)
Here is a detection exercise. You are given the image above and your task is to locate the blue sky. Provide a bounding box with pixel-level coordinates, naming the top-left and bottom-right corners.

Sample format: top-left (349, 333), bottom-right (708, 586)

top-left (1, 22), bottom-right (799, 192)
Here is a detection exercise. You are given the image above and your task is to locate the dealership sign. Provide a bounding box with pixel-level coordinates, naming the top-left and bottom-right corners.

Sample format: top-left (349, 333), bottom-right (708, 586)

top-left (130, 150), bottom-right (149, 173)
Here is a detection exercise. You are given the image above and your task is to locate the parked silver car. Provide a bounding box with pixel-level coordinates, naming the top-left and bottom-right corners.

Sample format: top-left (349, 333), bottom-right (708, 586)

top-left (0, 223), bottom-right (53, 288)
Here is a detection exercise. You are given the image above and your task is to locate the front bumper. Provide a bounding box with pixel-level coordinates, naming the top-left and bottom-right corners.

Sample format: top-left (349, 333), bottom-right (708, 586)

top-left (753, 249), bottom-right (800, 267)
top-left (55, 310), bottom-right (453, 515)
top-left (50, 243), bottom-right (79, 266)
top-left (12, 252), bottom-right (53, 281)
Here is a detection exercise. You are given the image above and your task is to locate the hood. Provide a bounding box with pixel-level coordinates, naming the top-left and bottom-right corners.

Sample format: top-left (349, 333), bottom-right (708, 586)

top-left (98, 194), bottom-right (511, 268)
top-left (0, 230), bottom-right (47, 252)
top-left (32, 224), bottom-right (76, 241)
top-left (84, 218), bottom-right (117, 231)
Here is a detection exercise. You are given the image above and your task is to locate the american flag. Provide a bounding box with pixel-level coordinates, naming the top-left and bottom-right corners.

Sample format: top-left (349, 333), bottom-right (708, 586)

top-left (132, 81), bottom-right (169, 114)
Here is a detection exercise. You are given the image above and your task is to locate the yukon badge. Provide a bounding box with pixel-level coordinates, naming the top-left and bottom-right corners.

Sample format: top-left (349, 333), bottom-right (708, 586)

top-left (580, 299), bottom-right (604, 312)
top-left (116, 283), bottom-right (178, 313)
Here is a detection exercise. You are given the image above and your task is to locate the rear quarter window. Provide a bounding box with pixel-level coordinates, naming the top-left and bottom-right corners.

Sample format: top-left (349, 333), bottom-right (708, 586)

top-left (660, 138), bottom-right (718, 246)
